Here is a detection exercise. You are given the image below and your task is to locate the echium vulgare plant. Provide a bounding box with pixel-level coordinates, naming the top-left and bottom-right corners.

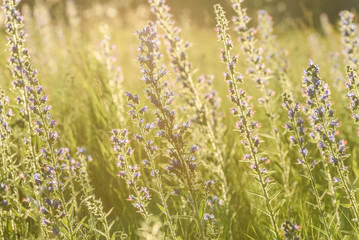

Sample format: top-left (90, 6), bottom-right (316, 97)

top-left (329, 51), bottom-right (345, 92)
top-left (214, 4), bottom-right (282, 239)
top-left (282, 93), bottom-right (332, 239)
top-left (97, 25), bottom-right (126, 124)
top-left (281, 221), bottom-right (300, 240)
top-left (72, 147), bottom-right (125, 239)
top-left (303, 60), bottom-right (359, 228)
top-left (125, 91), bottom-right (179, 239)
top-left (346, 66), bottom-right (359, 135)
top-left (3, 0), bottom-right (81, 238)
top-left (148, 0), bottom-right (228, 204)
top-left (0, 89), bottom-right (24, 238)
top-left (196, 74), bottom-right (224, 137)
top-left (0, 90), bottom-right (13, 203)
top-left (3, 0), bottom-right (38, 175)
top-left (257, 10), bottom-right (288, 72)
top-left (230, 0), bottom-right (289, 198)
top-left (257, 10), bottom-right (290, 92)
top-left (136, 23), bottom-right (215, 239)
top-left (339, 10), bottom-right (358, 68)
top-left (111, 128), bottom-right (150, 218)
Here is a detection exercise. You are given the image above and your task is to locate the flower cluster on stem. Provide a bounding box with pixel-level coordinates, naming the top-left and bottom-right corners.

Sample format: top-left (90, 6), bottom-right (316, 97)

top-left (111, 128), bottom-right (150, 217)
top-left (257, 10), bottom-right (290, 91)
top-left (0, 89), bottom-right (23, 238)
top-left (3, 0), bottom-right (79, 237)
top-left (98, 25), bottom-right (126, 123)
top-left (282, 92), bottom-right (332, 239)
top-left (215, 4), bottom-right (281, 239)
top-left (3, 0), bottom-right (38, 174)
top-left (339, 11), bottom-right (358, 68)
top-left (148, 0), bottom-right (228, 204)
top-left (136, 23), bottom-right (213, 239)
top-left (303, 60), bottom-right (359, 225)
top-left (345, 66), bottom-right (359, 135)
top-left (230, 0), bottom-right (289, 198)
top-left (125, 91), bottom-right (177, 239)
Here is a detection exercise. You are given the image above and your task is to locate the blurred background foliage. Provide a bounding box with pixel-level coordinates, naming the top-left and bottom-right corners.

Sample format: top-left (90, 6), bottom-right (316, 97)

top-left (21, 0), bottom-right (359, 30)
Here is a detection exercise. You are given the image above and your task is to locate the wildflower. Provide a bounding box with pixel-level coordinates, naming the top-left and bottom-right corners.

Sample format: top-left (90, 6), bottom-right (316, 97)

top-left (3, 1), bottom-right (84, 236)
top-left (281, 220), bottom-right (300, 240)
top-left (203, 213), bottom-right (215, 221)
top-left (135, 22), bottom-right (208, 238)
top-left (190, 145), bottom-right (199, 153)
top-left (34, 173), bottom-right (42, 185)
top-left (333, 177), bottom-right (341, 183)
top-left (0, 183), bottom-right (8, 191)
top-left (52, 228), bottom-right (59, 235)
top-left (111, 128), bottom-right (150, 218)
top-left (282, 91), bottom-right (331, 238)
top-left (215, 4), bottom-right (281, 238)
top-left (41, 218), bottom-right (51, 226)
top-left (40, 207), bottom-right (49, 215)
top-left (1, 200), bottom-right (9, 206)
top-left (303, 60), bottom-right (359, 223)
top-left (299, 148), bottom-right (308, 157)
top-left (339, 11), bottom-right (358, 68)
top-left (149, 0), bottom-right (227, 206)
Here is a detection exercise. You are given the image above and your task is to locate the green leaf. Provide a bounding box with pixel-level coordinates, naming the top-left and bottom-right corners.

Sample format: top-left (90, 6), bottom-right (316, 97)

top-left (247, 190), bottom-right (265, 199)
top-left (273, 199), bottom-right (285, 213)
top-left (60, 227), bottom-right (71, 239)
top-left (156, 203), bottom-right (167, 215)
top-left (106, 208), bottom-right (114, 218)
top-left (269, 190), bottom-right (281, 203)
top-left (74, 216), bottom-right (87, 234)
top-left (94, 228), bottom-right (107, 237)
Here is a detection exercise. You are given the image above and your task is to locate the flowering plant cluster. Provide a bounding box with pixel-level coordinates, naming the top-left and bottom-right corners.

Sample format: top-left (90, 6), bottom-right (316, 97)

top-left (230, 0), bottom-right (290, 200)
top-left (148, 0), bottom-right (228, 205)
top-left (303, 61), bottom-right (359, 226)
top-left (282, 92), bottom-right (332, 239)
top-left (1, 1), bottom-right (125, 239)
top-left (3, 0), bottom-right (359, 239)
top-left (215, 4), bottom-right (283, 238)
top-left (339, 10), bottom-right (358, 68)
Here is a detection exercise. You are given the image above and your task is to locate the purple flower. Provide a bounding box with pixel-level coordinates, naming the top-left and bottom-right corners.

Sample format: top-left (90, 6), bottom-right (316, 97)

top-left (190, 145), bottom-right (200, 153)
top-left (289, 136), bottom-right (297, 144)
top-left (42, 105), bottom-right (52, 113)
top-left (41, 218), bottom-right (50, 226)
top-left (40, 207), bottom-right (49, 215)
top-left (172, 188), bottom-right (181, 195)
top-left (329, 155), bottom-right (339, 165)
top-left (299, 148), bottom-right (308, 157)
top-left (1, 200), bottom-right (9, 206)
top-left (296, 159), bottom-right (304, 165)
top-left (34, 173), bottom-right (42, 185)
top-left (204, 179), bottom-right (215, 188)
top-left (189, 161), bottom-right (197, 171)
top-left (52, 228), bottom-right (59, 235)
top-left (203, 213), bottom-right (214, 221)
top-left (333, 177), bottom-right (341, 183)
top-left (319, 142), bottom-right (326, 149)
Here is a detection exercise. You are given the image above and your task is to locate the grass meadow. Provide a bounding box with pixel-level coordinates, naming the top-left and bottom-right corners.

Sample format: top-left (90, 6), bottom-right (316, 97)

top-left (1, 0), bottom-right (359, 239)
